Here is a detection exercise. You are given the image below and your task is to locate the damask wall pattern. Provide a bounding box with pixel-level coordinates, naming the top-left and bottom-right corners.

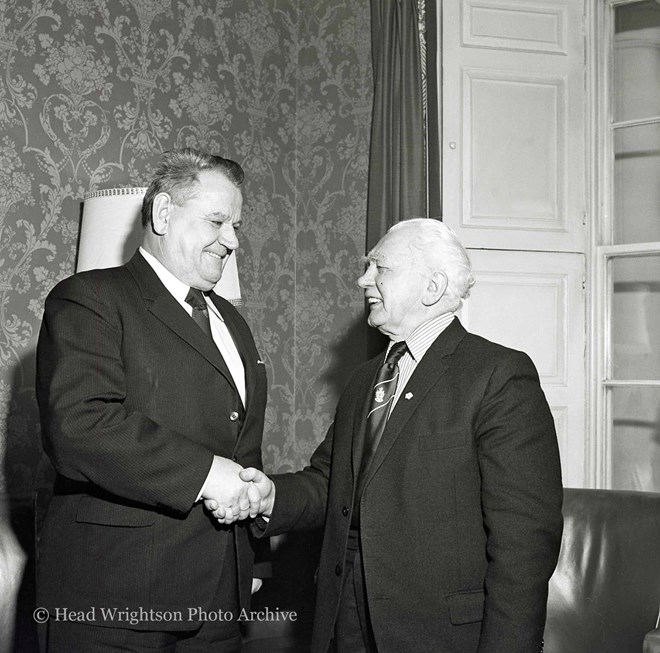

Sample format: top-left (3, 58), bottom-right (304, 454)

top-left (0, 0), bottom-right (372, 497)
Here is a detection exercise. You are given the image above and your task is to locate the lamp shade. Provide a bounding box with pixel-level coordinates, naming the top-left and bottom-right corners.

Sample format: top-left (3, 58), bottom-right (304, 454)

top-left (78, 187), bottom-right (242, 304)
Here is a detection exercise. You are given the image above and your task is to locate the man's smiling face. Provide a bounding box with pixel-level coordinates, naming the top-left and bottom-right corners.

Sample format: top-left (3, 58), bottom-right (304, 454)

top-left (357, 228), bottom-right (431, 341)
top-left (154, 170), bottom-right (243, 291)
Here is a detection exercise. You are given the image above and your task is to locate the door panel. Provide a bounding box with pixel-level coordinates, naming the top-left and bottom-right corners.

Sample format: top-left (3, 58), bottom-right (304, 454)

top-left (442, 0), bottom-right (586, 252)
top-left (459, 249), bottom-right (586, 487)
top-left (441, 0), bottom-right (588, 487)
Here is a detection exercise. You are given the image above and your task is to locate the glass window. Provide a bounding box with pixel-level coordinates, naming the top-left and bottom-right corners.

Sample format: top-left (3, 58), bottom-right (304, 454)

top-left (610, 255), bottom-right (660, 379)
top-left (597, 0), bottom-right (660, 491)
top-left (610, 386), bottom-right (660, 491)
top-left (611, 0), bottom-right (660, 246)
top-left (612, 0), bottom-right (660, 123)
top-left (613, 124), bottom-right (660, 244)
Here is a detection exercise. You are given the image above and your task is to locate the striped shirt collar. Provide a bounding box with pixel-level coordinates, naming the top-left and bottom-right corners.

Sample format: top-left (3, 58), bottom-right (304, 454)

top-left (388, 312), bottom-right (455, 362)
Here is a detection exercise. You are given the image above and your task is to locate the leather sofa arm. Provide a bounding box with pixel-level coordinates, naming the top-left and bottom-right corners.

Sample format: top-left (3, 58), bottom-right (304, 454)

top-left (644, 627), bottom-right (660, 653)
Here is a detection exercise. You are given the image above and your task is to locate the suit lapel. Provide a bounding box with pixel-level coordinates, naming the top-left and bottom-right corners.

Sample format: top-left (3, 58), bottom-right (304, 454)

top-left (360, 318), bottom-right (468, 488)
top-left (207, 292), bottom-right (255, 412)
top-left (125, 252), bottom-right (239, 394)
top-left (351, 358), bottom-right (382, 481)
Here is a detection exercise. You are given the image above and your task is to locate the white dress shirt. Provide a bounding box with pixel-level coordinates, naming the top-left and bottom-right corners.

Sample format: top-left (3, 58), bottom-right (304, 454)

top-left (139, 247), bottom-right (246, 405)
top-left (139, 248), bottom-right (249, 502)
top-left (388, 312), bottom-right (455, 414)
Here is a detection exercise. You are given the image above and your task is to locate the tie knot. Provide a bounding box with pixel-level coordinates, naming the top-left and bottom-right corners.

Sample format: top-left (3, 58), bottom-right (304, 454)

top-left (185, 287), bottom-right (208, 310)
top-left (385, 341), bottom-right (408, 366)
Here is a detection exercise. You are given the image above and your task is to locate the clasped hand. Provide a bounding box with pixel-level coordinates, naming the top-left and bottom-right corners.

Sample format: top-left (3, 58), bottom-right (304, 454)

top-left (201, 456), bottom-right (274, 524)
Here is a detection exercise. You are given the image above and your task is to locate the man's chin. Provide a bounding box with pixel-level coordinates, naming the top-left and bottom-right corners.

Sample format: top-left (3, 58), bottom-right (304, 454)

top-left (197, 274), bottom-right (221, 292)
top-left (367, 315), bottom-right (383, 329)
top-left (200, 266), bottom-right (225, 289)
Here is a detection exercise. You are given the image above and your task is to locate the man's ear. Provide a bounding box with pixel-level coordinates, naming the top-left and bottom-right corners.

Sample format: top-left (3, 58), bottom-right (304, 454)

top-left (151, 192), bottom-right (172, 235)
top-left (422, 271), bottom-right (448, 307)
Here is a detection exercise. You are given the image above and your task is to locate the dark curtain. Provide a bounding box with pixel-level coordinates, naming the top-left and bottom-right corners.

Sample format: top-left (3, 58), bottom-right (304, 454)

top-left (426, 0), bottom-right (441, 221)
top-left (367, 0), bottom-right (439, 251)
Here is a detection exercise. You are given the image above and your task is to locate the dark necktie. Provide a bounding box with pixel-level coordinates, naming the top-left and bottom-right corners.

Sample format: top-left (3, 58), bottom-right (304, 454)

top-left (353, 341), bottom-right (408, 526)
top-left (185, 288), bottom-right (213, 339)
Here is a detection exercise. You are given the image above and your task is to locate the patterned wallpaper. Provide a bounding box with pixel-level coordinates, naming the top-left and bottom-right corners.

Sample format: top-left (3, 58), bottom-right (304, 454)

top-left (0, 0), bottom-right (372, 497)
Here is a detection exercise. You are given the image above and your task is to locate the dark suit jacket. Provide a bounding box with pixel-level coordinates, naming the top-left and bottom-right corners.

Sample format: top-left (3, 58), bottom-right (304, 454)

top-left (261, 318), bottom-right (563, 653)
top-left (36, 251), bottom-right (267, 628)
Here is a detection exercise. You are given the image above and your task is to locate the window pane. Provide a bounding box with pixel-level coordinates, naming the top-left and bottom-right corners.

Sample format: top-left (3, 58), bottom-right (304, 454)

top-left (610, 386), bottom-right (660, 491)
top-left (610, 255), bottom-right (660, 379)
top-left (613, 0), bottom-right (660, 123)
top-left (613, 123), bottom-right (660, 244)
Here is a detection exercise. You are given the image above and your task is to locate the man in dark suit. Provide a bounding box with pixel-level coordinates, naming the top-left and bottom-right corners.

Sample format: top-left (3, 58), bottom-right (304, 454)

top-left (36, 149), bottom-right (268, 652)
top-left (236, 218), bottom-right (563, 652)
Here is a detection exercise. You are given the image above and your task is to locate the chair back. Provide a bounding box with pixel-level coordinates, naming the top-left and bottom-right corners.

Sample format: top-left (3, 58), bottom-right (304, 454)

top-left (545, 488), bottom-right (660, 653)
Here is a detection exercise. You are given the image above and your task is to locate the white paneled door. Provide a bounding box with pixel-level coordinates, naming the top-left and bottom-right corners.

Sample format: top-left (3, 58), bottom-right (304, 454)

top-left (459, 250), bottom-right (586, 488)
top-left (440, 0), bottom-right (588, 486)
top-left (442, 0), bottom-right (586, 253)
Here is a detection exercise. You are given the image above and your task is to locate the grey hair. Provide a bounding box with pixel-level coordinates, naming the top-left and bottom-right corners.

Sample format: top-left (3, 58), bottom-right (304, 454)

top-left (141, 148), bottom-right (244, 228)
top-left (388, 218), bottom-right (476, 312)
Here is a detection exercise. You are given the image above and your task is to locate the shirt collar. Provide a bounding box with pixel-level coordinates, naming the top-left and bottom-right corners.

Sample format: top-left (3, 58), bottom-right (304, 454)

top-left (393, 312), bottom-right (455, 362)
top-left (138, 247), bottom-right (224, 321)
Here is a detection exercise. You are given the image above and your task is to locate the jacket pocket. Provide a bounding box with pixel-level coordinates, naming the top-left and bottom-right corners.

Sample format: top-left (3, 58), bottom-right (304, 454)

top-left (419, 430), bottom-right (467, 450)
top-left (75, 495), bottom-right (156, 527)
top-left (446, 589), bottom-right (485, 625)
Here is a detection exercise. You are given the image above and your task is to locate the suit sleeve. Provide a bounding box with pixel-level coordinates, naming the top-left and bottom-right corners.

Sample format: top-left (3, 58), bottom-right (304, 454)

top-left (475, 351), bottom-right (563, 653)
top-left (253, 422), bottom-right (334, 538)
top-left (36, 275), bottom-right (213, 514)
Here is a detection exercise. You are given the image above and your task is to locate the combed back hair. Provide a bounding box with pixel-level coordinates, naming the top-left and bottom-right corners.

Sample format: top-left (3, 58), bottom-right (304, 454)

top-left (141, 148), bottom-right (244, 227)
top-left (389, 218), bottom-right (476, 312)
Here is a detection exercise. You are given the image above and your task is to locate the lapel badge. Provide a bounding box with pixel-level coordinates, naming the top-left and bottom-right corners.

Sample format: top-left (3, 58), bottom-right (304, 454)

top-left (404, 392), bottom-right (413, 400)
top-left (257, 359), bottom-right (265, 365)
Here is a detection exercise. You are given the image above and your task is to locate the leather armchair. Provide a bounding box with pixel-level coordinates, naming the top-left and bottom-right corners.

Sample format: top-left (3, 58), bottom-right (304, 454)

top-left (544, 488), bottom-right (660, 653)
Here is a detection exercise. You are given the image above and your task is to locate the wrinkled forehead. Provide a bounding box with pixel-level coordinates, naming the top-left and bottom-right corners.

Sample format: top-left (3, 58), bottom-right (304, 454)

top-left (190, 171), bottom-right (243, 206)
top-left (362, 249), bottom-right (384, 266)
top-left (363, 230), bottom-right (410, 266)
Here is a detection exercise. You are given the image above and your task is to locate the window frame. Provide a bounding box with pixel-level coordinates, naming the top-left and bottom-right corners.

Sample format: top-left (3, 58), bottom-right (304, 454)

top-left (591, 0), bottom-right (660, 488)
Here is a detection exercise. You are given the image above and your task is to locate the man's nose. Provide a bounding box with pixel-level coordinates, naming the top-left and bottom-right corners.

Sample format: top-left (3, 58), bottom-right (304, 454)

top-left (218, 223), bottom-right (239, 251)
top-left (357, 269), bottom-right (373, 288)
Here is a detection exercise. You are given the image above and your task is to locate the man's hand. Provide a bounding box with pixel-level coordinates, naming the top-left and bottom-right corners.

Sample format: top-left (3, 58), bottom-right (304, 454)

top-left (202, 462), bottom-right (275, 524)
top-left (239, 468), bottom-right (276, 518)
top-left (201, 455), bottom-right (252, 523)
top-left (0, 521), bottom-right (26, 653)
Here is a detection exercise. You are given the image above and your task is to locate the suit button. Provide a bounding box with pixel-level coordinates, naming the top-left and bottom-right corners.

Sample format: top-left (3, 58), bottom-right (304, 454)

top-left (342, 506), bottom-right (349, 516)
top-left (335, 564), bottom-right (342, 576)
top-left (229, 411), bottom-right (239, 422)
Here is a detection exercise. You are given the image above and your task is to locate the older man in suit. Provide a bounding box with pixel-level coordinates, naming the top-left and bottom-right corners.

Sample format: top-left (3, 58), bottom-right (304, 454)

top-left (36, 149), bottom-right (267, 652)
top-left (236, 218), bottom-right (563, 653)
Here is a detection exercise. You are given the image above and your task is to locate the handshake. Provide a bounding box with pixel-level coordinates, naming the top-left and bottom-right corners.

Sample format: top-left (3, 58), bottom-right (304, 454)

top-left (201, 455), bottom-right (276, 525)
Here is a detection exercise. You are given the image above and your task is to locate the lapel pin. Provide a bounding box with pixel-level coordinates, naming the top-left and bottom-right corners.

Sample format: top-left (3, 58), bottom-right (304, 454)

top-left (405, 392), bottom-right (413, 400)
top-left (257, 359), bottom-right (265, 365)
